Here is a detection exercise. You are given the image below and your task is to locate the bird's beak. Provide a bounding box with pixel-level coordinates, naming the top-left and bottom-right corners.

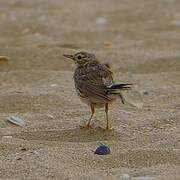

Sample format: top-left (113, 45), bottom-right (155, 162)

top-left (63, 54), bottom-right (74, 60)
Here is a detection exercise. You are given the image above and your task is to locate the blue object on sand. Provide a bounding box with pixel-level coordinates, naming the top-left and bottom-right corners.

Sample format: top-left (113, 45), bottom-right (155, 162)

top-left (94, 145), bottom-right (111, 155)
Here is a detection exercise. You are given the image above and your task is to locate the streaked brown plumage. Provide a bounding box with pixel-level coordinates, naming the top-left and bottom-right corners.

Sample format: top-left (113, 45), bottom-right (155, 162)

top-left (63, 51), bottom-right (131, 130)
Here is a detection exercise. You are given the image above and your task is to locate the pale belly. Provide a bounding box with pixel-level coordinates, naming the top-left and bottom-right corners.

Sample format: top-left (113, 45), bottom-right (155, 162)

top-left (75, 87), bottom-right (117, 108)
top-left (79, 95), bottom-right (116, 108)
top-left (79, 96), bottom-right (105, 108)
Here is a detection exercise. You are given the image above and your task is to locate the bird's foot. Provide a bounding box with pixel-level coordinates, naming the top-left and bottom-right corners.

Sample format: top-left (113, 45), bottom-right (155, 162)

top-left (105, 127), bottom-right (113, 131)
top-left (98, 126), bottom-right (113, 131)
top-left (80, 123), bottom-right (93, 129)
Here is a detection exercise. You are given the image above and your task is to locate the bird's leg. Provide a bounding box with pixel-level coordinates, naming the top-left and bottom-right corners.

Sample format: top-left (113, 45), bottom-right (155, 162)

top-left (86, 104), bottom-right (95, 127)
top-left (80, 103), bottom-right (95, 129)
top-left (98, 103), bottom-right (112, 130)
top-left (119, 92), bottom-right (125, 104)
top-left (105, 103), bottom-right (111, 130)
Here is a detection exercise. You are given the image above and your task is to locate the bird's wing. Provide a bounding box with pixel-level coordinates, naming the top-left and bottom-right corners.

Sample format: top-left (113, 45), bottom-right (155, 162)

top-left (74, 62), bottom-right (113, 103)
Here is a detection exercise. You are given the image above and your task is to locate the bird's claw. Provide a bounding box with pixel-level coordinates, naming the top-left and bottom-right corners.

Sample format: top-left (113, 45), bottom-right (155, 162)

top-left (80, 123), bottom-right (93, 129)
top-left (97, 126), bottom-right (113, 131)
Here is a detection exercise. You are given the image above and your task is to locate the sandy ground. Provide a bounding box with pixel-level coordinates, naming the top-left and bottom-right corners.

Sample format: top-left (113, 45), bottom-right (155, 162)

top-left (0, 0), bottom-right (180, 179)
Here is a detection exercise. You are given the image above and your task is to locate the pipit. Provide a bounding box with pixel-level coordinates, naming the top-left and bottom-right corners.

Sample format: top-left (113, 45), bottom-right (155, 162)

top-left (63, 51), bottom-right (131, 130)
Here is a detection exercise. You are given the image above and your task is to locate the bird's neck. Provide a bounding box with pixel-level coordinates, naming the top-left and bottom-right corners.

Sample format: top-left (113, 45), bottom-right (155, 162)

top-left (76, 60), bottom-right (100, 68)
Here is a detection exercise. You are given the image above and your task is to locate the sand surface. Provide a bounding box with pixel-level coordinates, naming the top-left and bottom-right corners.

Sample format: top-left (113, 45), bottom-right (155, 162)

top-left (0, 0), bottom-right (180, 179)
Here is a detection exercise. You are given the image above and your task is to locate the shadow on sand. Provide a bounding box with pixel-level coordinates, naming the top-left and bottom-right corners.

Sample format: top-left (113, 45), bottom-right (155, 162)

top-left (12, 127), bottom-right (128, 142)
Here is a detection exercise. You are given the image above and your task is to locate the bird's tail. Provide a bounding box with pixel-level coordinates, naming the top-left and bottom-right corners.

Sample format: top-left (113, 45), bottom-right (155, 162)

top-left (108, 83), bottom-right (132, 90)
top-left (107, 83), bottom-right (132, 104)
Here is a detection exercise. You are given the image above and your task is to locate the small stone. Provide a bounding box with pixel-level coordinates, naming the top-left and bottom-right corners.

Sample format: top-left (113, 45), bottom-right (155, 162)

top-left (119, 173), bottom-right (131, 180)
top-left (94, 145), bottom-right (111, 155)
top-left (50, 84), bottom-right (58, 87)
top-left (143, 91), bottom-right (149, 95)
top-left (96, 17), bottom-right (107, 25)
top-left (2, 136), bottom-right (13, 140)
top-left (0, 56), bottom-right (9, 62)
top-left (46, 114), bottom-right (54, 119)
top-left (7, 116), bottom-right (25, 127)
top-left (14, 90), bottom-right (23, 93)
top-left (133, 176), bottom-right (157, 180)
top-left (133, 102), bottom-right (144, 109)
top-left (20, 147), bottom-right (27, 151)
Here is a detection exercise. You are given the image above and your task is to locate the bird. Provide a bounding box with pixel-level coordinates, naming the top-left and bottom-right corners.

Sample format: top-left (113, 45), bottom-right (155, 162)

top-left (63, 51), bottom-right (131, 130)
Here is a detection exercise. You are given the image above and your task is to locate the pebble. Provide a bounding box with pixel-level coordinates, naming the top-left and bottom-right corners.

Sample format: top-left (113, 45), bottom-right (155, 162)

top-left (94, 145), bottom-right (111, 155)
top-left (133, 176), bottom-right (157, 180)
top-left (7, 116), bottom-right (25, 127)
top-left (96, 17), bottom-right (107, 25)
top-left (119, 173), bottom-right (131, 180)
top-left (0, 56), bottom-right (9, 62)
top-left (132, 102), bottom-right (144, 109)
top-left (20, 147), bottom-right (27, 151)
top-left (16, 157), bottom-right (22, 161)
top-left (46, 114), bottom-right (54, 119)
top-left (2, 135), bottom-right (12, 139)
top-left (50, 84), bottom-right (58, 87)
top-left (143, 91), bottom-right (149, 95)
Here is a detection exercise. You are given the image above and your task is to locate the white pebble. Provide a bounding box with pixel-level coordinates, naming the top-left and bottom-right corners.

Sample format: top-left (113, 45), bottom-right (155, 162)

top-left (133, 177), bottom-right (157, 180)
top-left (7, 116), bottom-right (25, 127)
top-left (119, 173), bottom-right (131, 180)
top-left (2, 136), bottom-right (13, 139)
top-left (50, 84), bottom-right (58, 87)
top-left (96, 17), bottom-right (107, 25)
top-left (46, 114), bottom-right (54, 119)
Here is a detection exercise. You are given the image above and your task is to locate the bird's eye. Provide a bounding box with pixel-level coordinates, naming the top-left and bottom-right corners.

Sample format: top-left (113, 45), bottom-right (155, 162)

top-left (77, 55), bottom-right (82, 60)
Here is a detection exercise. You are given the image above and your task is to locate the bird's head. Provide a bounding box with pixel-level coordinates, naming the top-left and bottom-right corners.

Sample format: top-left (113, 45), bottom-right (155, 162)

top-left (63, 51), bottom-right (96, 66)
